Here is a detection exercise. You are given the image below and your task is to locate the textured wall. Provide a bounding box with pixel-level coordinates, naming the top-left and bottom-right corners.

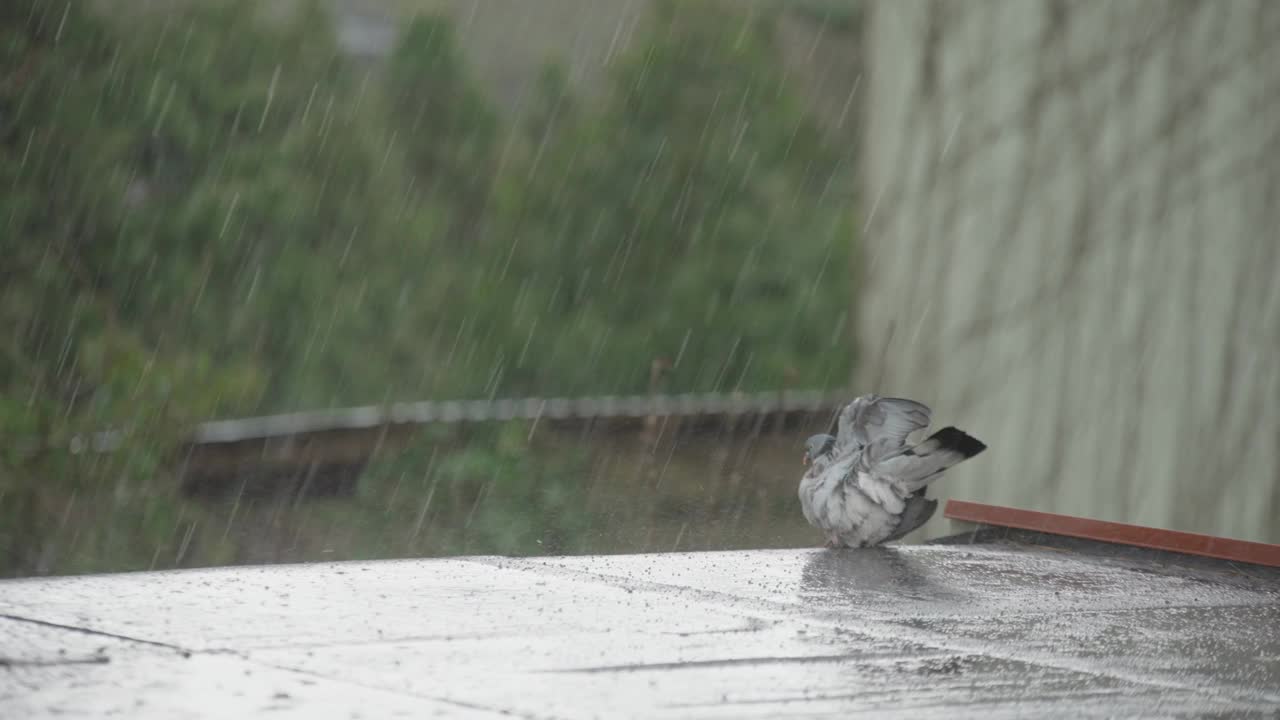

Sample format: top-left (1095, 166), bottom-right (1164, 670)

top-left (858, 1), bottom-right (1280, 542)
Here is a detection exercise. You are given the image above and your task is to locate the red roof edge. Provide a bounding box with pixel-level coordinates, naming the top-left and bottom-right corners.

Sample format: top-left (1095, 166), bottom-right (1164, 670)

top-left (943, 499), bottom-right (1280, 568)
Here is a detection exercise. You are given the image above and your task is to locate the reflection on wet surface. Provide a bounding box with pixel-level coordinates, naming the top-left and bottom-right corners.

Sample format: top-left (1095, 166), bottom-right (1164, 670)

top-left (799, 547), bottom-right (955, 603)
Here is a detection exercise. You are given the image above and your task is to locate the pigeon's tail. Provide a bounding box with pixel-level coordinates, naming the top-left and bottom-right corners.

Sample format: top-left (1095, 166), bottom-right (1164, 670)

top-left (874, 426), bottom-right (987, 493)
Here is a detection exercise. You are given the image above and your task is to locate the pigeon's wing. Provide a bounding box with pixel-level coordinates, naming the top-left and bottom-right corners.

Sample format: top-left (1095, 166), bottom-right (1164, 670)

top-left (881, 492), bottom-right (938, 543)
top-left (833, 395), bottom-right (932, 457)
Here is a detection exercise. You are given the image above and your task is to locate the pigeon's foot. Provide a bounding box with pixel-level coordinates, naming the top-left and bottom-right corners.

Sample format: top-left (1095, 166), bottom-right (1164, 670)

top-left (823, 536), bottom-right (840, 549)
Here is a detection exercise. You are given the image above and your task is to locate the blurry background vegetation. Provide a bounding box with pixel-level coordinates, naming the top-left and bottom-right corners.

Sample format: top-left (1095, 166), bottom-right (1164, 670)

top-left (1, 0), bottom-right (860, 576)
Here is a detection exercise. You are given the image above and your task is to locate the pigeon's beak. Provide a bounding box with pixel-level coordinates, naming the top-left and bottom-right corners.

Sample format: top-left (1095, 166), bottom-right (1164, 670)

top-left (802, 454), bottom-right (809, 467)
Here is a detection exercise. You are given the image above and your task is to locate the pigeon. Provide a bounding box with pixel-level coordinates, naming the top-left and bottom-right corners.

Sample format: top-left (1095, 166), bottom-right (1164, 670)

top-left (798, 395), bottom-right (987, 548)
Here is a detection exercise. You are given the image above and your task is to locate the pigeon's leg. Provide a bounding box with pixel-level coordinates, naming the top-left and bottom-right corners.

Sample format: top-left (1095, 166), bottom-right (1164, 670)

top-left (824, 534), bottom-right (840, 549)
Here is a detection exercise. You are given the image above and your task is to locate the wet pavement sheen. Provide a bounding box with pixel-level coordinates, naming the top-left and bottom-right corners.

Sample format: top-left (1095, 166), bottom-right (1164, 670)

top-left (2, 541), bottom-right (1278, 718)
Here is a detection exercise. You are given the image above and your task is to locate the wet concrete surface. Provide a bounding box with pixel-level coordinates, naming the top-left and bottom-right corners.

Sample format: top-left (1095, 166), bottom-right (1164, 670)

top-left (2, 540), bottom-right (1278, 718)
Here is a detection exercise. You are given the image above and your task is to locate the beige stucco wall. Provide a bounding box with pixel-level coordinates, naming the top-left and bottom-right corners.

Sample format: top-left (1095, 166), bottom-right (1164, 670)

top-left (858, 0), bottom-right (1280, 542)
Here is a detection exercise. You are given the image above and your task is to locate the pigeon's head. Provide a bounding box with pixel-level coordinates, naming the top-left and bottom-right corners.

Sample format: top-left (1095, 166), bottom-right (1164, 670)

top-left (803, 434), bottom-right (836, 467)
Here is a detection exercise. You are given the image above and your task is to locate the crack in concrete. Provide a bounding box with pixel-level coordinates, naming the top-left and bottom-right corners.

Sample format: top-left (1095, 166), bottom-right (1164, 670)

top-left (0, 612), bottom-right (190, 655)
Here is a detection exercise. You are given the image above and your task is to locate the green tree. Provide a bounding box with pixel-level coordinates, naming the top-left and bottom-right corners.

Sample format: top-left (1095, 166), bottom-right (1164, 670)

top-left (479, 0), bottom-right (854, 396)
top-left (1, 0), bottom-right (266, 573)
top-left (385, 14), bottom-right (499, 247)
top-left (0, 0), bottom-right (451, 573)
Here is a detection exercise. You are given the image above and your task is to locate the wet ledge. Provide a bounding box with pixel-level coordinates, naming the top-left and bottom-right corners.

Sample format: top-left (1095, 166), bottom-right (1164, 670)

top-left (2, 540), bottom-right (1278, 718)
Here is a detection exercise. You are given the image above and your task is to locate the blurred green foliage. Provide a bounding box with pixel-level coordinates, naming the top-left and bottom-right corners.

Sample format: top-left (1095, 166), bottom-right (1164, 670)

top-left (0, 0), bottom-right (853, 575)
top-left (481, 1), bottom-right (854, 395)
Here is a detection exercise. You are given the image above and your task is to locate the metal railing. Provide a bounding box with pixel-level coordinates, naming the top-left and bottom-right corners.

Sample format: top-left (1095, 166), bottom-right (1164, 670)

top-left (192, 389), bottom-right (849, 444)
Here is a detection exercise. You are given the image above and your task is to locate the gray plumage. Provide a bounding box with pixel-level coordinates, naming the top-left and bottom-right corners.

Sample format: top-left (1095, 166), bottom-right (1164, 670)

top-left (880, 492), bottom-right (938, 544)
top-left (799, 395), bottom-right (986, 548)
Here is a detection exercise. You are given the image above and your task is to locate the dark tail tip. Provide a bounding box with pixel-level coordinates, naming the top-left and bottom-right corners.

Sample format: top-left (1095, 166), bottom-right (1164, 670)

top-left (931, 426), bottom-right (987, 458)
